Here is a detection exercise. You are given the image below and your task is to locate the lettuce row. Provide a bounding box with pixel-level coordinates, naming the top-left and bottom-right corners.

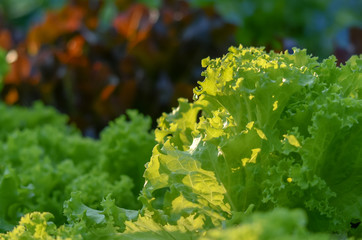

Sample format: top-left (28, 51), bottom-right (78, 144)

top-left (0, 102), bottom-right (70, 141)
top-left (0, 103), bottom-right (155, 233)
top-left (100, 110), bottom-right (157, 195)
top-left (0, 212), bottom-right (82, 240)
top-left (199, 208), bottom-right (330, 240)
top-left (2, 207), bottom-right (330, 240)
top-left (1, 46), bottom-right (361, 239)
top-left (140, 46), bottom-right (362, 235)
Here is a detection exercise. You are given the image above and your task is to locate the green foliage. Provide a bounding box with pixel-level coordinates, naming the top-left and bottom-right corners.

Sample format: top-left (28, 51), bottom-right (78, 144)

top-left (0, 212), bottom-right (81, 240)
top-left (0, 101), bottom-right (70, 141)
top-left (201, 208), bottom-right (330, 240)
top-left (100, 110), bottom-right (156, 194)
top-left (62, 192), bottom-right (139, 239)
top-left (187, 0), bottom-right (362, 57)
top-left (141, 46), bottom-right (362, 236)
top-left (0, 208), bottom-right (330, 239)
top-left (0, 101), bottom-right (154, 233)
top-left (1, 46), bottom-right (361, 239)
top-left (137, 0), bottom-right (162, 9)
top-left (0, 49), bottom-right (8, 93)
top-left (0, 0), bottom-right (66, 30)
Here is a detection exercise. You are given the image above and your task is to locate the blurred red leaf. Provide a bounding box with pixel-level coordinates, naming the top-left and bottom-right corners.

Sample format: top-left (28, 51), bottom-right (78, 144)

top-left (67, 35), bottom-right (85, 57)
top-left (55, 51), bottom-right (88, 66)
top-left (113, 4), bottom-right (153, 50)
top-left (100, 84), bottom-right (117, 101)
top-left (27, 6), bottom-right (85, 55)
top-left (5, 88), bottom-right (19, 105)
top-left (55, 35), bottom-right (88, 66)
top-left (0, 29), bottom-right (12, 50)
top-left (4, 48), bottom-right (31, 84)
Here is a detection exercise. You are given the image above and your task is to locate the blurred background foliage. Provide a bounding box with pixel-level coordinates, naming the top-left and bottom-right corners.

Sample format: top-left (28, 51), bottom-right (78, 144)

top-left (0, 0), bottom-right (361, 137)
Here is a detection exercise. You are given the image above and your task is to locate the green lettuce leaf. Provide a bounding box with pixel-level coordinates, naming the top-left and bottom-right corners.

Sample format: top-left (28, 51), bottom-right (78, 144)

top-left (0, 108), bottom-right (154, 233)
top-left (141, 46), bottom-right (362, 235)
top-left (0, 212), bottom-right (82, 240)
top-left (63, 191), bottom-right (139, 239)
top-left (0, 102), bottom-right (70, 141)
top-left (200, 208), bottom-right (330, 240)
top-left (100, 110), bottom-right (156, 195)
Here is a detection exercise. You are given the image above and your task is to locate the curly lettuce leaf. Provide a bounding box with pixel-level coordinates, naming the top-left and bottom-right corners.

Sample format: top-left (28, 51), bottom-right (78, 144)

top-left (141, 46), bottom-right (362, 235)
top-left (0, 109), bottom-right (154, 232)
top-left (121, 210), bottom-right (202, 240)
top-left (0, 102), bottom-right (70, 141)
top-left (0, 212), bottom-right (82, 240)
top-left (200, 208), bottom-right (330, 240)
top-left (63, 191), bottom-right (139, 239)
top-left (100, 110), bottom-right (156, 195)
top-left (0, 169), bottom-right (24, 232)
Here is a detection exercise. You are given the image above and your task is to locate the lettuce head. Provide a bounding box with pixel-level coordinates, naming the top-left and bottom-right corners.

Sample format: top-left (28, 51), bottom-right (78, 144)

top-left (140, 46), bottom-right (362, 236)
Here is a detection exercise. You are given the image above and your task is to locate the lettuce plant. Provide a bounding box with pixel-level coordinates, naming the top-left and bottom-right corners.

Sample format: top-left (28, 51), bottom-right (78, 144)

top-left (100, 110), bottom-right (156, 195)
top-left (199, 208), bottom-right (329, 240)
top-left (139, 46), bottom-right (362, 236)
top-left (0, 103), bottom-right (155, 233)
top-left (0, 101), bottom-right (70, 141)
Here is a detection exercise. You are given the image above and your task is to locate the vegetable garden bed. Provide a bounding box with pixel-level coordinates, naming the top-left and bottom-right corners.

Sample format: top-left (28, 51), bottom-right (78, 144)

top-left (0, 46), bottom-right (361, 239)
